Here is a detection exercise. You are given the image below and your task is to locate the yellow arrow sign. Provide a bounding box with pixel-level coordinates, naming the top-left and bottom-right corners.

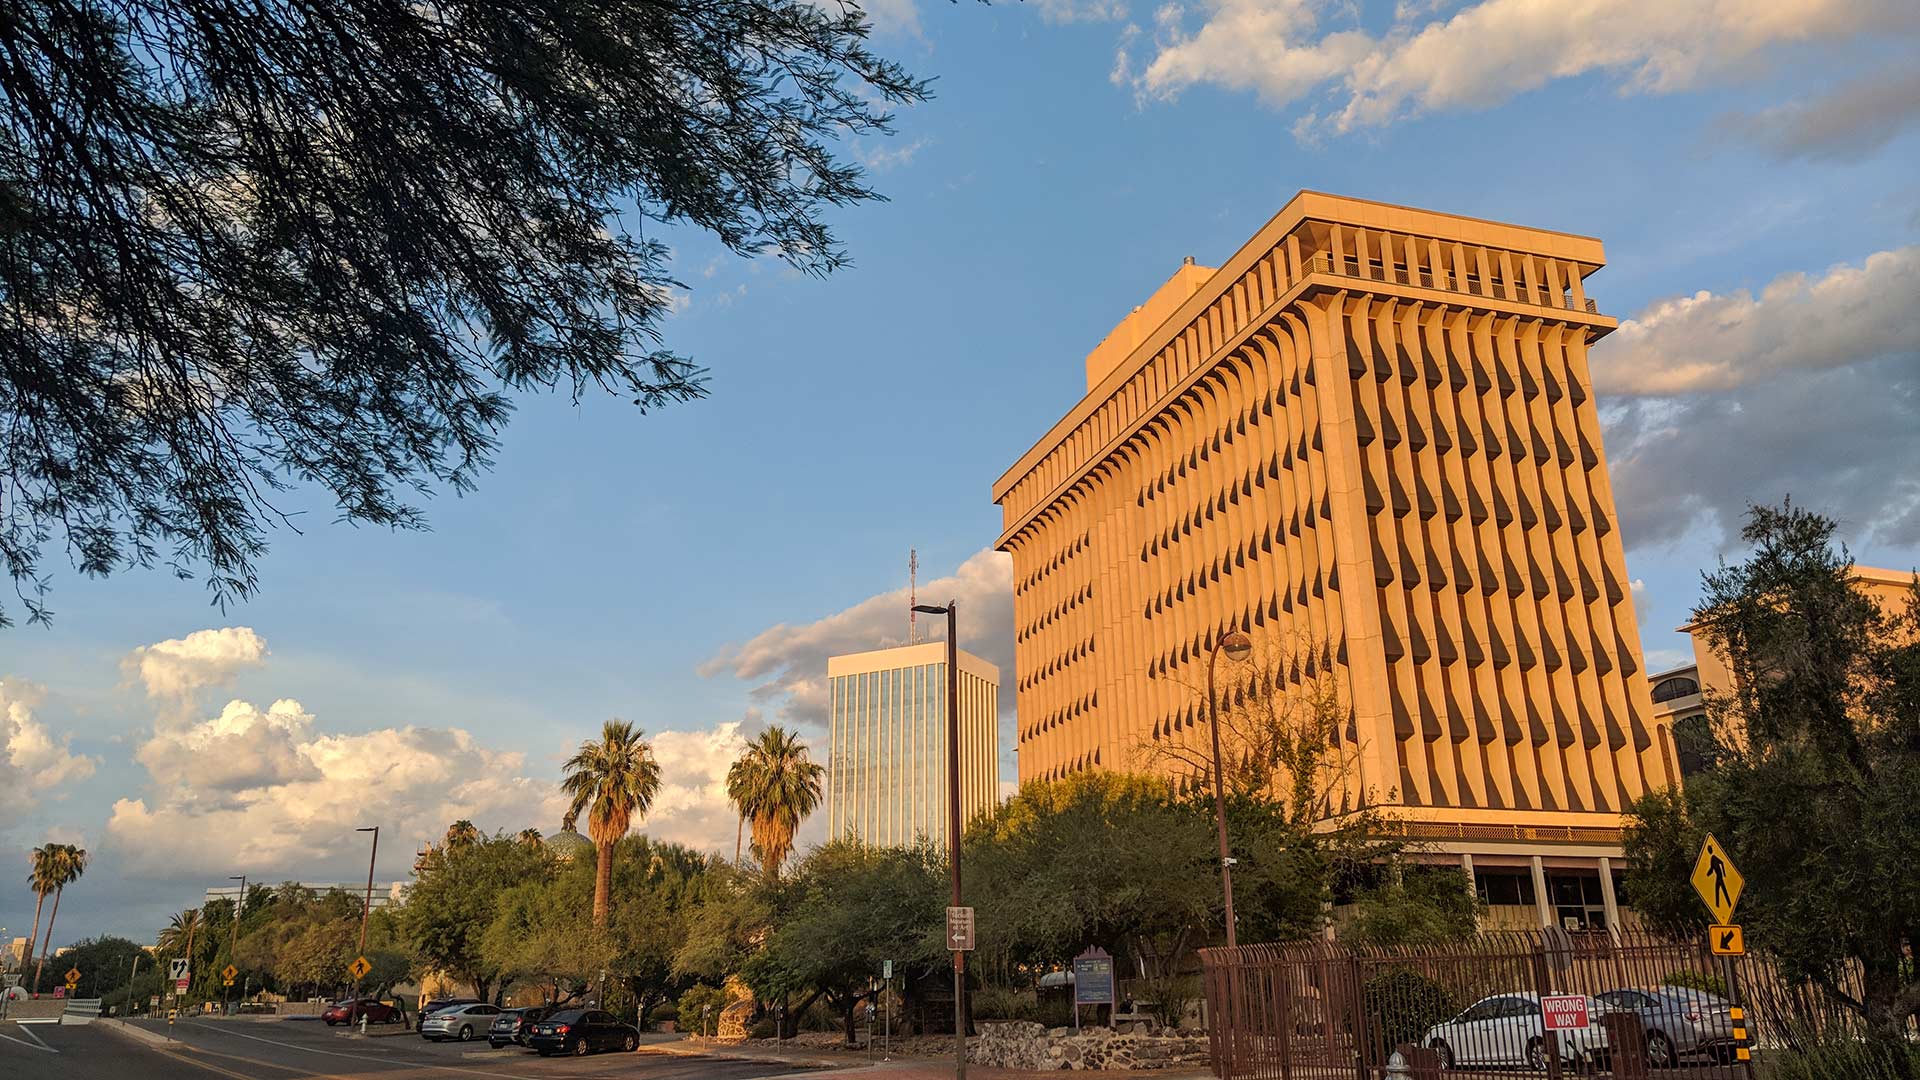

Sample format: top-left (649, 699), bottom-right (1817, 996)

top-left (1710, 924), bottom-right (1745, 955)
top-left (1691, 833), bottom-right (1745, 923)
top-left (348, 955), bottom-right (372, 981)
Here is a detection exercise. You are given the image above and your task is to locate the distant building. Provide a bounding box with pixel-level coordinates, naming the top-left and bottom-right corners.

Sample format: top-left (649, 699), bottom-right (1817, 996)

top-left (1646, 663), bottom-right (1706, 777)
top-left (204, 881), bottom-right (405, 912)
top-left (826, 642), bottom-right (1000, 849)
top-left (4, 936), bottom-right (26, 971)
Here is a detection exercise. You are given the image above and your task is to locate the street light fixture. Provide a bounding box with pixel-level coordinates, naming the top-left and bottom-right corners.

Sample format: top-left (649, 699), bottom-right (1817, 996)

top-left (1207, 629), bottom-right (1253, 948)
top-left (355, 827), bottom-right (379, 956)
top-left (912, 600), bottom-right (966, 1080)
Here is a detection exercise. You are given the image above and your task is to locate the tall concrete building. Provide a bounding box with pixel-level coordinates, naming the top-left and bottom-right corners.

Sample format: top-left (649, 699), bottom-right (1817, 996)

top-left (992, 192), bottom-right (1670, 929)
top-left (825, 642), bottom-right (1000, 849)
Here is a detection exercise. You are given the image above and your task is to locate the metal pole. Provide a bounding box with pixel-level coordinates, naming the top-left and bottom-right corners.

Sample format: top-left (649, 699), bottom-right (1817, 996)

top-left (125, 953), bottom-right (139, 1025)
top-left (358, 827), bottom-right (380, 954)
top-left (1206, 639), bottom-right (1239, 949)
top-left (228, 874), bottom-right (245, 1015)
top-left (944, 602), bottom-right (967, 1080)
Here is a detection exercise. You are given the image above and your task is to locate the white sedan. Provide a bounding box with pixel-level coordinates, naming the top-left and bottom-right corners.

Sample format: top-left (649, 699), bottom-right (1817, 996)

top-left (1422, 992), bottom-right (1609, 1071)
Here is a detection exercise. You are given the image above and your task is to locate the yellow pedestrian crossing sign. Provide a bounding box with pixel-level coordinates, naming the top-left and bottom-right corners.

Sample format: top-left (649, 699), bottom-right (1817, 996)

top-left (1691, 834), bottom-right (1744, 923)
top-left (64, 966), bottom-right (81, 984)
top-left (349, 955), bottom-right (372, 981)
top-left (223, 964), bottom-right (239, 982)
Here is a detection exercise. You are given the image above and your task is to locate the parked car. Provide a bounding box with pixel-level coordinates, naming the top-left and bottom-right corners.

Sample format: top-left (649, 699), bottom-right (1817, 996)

top-left (1422, 992), bottom-right (1609, 1071)
top-left (1597, 986), bottom-right (1737, 1066)
top-left (526, 1008), bottom-right (640, 1056)
top-left (322, 998), bottom-right (403, 1026)
top-left (488, 1006), bottom-right (556, 1049)
top-left (419, 1002), bottom-right (502, 1042)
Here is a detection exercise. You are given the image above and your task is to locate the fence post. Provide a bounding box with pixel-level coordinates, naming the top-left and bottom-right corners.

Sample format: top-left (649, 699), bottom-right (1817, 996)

top-left (1529, 940), bottom-right (1565, 1080)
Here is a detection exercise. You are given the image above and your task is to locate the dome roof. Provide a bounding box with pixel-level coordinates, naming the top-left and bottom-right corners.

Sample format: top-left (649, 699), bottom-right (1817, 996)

top-left (545, 828), bottom-right (591, 859)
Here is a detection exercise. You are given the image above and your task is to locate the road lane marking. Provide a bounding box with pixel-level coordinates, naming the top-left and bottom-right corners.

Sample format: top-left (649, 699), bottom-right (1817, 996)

top-left (0, 1024), bottom-right (60, 1053)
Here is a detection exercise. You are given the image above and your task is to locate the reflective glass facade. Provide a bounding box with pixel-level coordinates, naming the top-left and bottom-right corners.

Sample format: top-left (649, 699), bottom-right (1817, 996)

top-left (825, 643), bottom-right (1000, 848)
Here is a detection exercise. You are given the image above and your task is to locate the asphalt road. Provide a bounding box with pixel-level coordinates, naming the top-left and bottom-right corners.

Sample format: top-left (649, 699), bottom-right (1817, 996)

top-left (0, 1018), bottom-right (810, 1080)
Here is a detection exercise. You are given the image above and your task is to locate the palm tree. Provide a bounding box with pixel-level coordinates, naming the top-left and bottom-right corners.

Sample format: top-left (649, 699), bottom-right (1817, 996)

top-left (732, 727), bottom-right (824, 879)
top-left (560, 719), bottom-right (661, 927)
top-left (445, 820), bottom-right (481, 849)
top-left (516, 827), bottom-right (543, 849)
top-left (23, 846), bottom-right (58, 985)
top-left (726, 754), bottom-right (756, 864)
top-left (158, 908), bottom-right (202, 959)
top-left (30, 844), bottom-right (86, 994)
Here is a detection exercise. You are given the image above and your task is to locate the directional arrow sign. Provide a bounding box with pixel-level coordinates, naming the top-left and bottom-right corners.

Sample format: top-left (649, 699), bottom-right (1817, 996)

top-left (1691, 834), bottom-right (1744, 924)
top-left (169, 958), bottom-right (191, 982)
top-left (348, 955), bottom-right (373, 981)
top-left (1710, 924), bottom-right (1746, 956)
top-left (946, 906), bottom-right (976, 952)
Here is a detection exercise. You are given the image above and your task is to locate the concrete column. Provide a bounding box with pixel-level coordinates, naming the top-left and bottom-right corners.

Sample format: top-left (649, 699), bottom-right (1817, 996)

top-left (1460, 853), bottom-right (1477, 897)
top-left (1598, 857), bottom-right (1622, 940)
top-left (1531, 856), bottom-right (1553, 929)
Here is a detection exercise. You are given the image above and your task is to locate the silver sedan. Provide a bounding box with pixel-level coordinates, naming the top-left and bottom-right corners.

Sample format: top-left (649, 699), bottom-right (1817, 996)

top-left (419, 1002), bottom-right (502, 1042)
top-left (1596, 986), bottom-right (1737, 1066)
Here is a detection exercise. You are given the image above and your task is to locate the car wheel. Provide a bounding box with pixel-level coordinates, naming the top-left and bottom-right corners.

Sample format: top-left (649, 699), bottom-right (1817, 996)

top-left (324, 1019), bottom-right (336, 1027)
top-left (623, 1033), bottom-right (638, 1052)
top-left (1647, 1031), bottom-right (1677, 1069)
top-left (572, 1036), bottom-right (590, 1057)
top-left (1429, 1039), bottom-right (1455, 1069)
top-left (1527, 1037), bottom-right (1549, 1073)
top-left (458, 1024), bottom-right (473, 1041)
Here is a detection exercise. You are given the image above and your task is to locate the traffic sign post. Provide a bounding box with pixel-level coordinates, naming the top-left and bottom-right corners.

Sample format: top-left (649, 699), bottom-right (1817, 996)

top-left (349, 955), bottom-right (373, 981)
top-left (1710, 924), bottom-right (1745, 955)
top-left (1690, 835), bottom-right (1754, 1080)
top-left (64, 966), bottom-right (81, 985)
top-left (946, 906), bottom-right (975, 951)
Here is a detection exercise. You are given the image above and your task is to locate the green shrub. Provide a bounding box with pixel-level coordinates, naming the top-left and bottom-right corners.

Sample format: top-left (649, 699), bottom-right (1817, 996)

top-left (651, 1003), bottom-right (678, 1023)
top-left (1138, 974), bottom-right (1201, 1030)
top-left (677, 985), bottom-right (729, 1036)
top-left (1362, 967), bottom-right (1458, 1054)
top-left (1662, 969), bottom-right (1729, 998)
top-left (972, 985), bottom-right (1036, 1022)
top-left (1769, 1037), bottom-right (1920, 1080)
top-left (748, 1018), bottom-right (778, 1039)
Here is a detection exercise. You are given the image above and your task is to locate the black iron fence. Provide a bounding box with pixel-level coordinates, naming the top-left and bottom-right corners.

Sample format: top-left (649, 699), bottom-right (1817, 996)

top-left (1201, 931), bottom-right (1788, 1080)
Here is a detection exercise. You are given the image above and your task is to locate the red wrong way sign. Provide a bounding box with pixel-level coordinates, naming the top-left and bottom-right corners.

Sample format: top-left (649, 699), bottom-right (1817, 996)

top-left (1540, 994), bottom-right (1590, 1030)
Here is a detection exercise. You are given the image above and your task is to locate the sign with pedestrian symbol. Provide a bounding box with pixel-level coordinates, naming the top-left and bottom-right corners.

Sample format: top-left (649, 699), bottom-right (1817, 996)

top-left (348, 955), bottom-right (372, 981)
top-left (946, 906), bottom-right (975, 951)
top-left (1690, 833), bottom-right (1744, 923)
top-left (223, 964), bottom-right (239, 985)
top-left (1710, 924), bottom-right (1746, 955)
top-left (65, 966), bottom-right (81, 984)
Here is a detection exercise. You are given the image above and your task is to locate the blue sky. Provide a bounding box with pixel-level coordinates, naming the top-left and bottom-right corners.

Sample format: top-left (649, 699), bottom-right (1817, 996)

top-left (4, 0), bottom-right (1918, 946)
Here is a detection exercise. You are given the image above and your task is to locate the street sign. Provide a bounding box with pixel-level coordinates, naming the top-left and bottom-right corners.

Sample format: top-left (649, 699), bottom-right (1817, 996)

top-left (946, 906), bottom-right (976, 951)
top-left (169, 958), bottom-right (191, 982)
top-left (883, 959), bottom-right (893, 980)
top-left (1691, 834), bottom-right (1744, 923)
top-left (1072, 948), bottom-right (1115, 1008)
top-left (64, 966), bottom-right (81, 984)
top-left (222, 964), bottom-right (238, 982)
top-left (222, 977), bottom-right (235, 987)
top-left (1710, 924), bottom-right (1746, 955)
top-left (1540, 995), bottom-right (1590, 1031)
top-left (175, 978), bottom-right (190, 992)
top-left (348, 955), bottom-right (372, 981)
top-left (53, 986), bottom-right (65, 1000)
top-left (65, 981), bottom-right (78, 994)
top-left (149, 995), bottom-right (160, 1008)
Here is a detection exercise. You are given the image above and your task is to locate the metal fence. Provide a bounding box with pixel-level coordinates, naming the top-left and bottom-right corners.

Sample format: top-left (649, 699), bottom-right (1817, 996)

top-left (1201, 931), bottom-right (1773, 1080)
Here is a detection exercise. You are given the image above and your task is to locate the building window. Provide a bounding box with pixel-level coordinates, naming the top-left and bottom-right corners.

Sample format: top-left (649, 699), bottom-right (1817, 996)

top-left (1474, 871), bottom-right (1536, 907)
top-left (1651, 676), bottom-right (1699, 703)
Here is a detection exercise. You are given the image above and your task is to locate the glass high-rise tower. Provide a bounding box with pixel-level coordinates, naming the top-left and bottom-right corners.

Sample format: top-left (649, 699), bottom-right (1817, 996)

top-left (825, 642), bottom-right (1000, 848)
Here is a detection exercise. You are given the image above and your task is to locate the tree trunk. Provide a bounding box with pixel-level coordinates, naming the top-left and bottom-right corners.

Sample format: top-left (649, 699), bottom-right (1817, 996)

top-left (843, 995), bottom-right (859, 1046)
top-left (593, 840), bottom-right (613, 927)
top-left (24, 890), bottom-right (45, 990)
top-left (735, 817), bottom-right (743, 864)
top-left (33, 886), bottom-right (65, 995)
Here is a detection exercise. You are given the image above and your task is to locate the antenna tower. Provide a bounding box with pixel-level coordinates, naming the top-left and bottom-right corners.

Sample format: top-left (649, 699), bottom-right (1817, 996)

top-left (908, 549), bottom-right (919, 644)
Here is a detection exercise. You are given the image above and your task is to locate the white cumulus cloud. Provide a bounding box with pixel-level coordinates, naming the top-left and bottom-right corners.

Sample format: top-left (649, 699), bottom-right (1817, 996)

top-left (700, 548), bottom-right (1015, 730)
top-left (0, 678), bottom-right (98, 796)
top-left (123, 626), bottom-right (268, 707)
top-left (1128, 0), bottom-right (1918, 135)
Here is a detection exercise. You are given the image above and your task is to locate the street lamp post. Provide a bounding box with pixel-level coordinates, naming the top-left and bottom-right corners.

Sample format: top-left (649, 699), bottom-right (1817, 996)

top-left (1206, 629), bottom-right (1254, 948)
top-left (227, 875), bottom-right (246, 1013)
top-left (356, 827), bottom-right (379, 956)
top-left (913, 600), bottom-right (965, 1080)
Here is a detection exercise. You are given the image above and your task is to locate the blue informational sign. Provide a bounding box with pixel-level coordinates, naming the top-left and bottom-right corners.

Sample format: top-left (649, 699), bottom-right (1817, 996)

top-left (1072, 948), bottom-right (1115, 1007)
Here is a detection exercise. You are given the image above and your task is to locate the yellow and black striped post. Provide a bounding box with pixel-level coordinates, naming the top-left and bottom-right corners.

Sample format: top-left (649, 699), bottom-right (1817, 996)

top-left (1729, 1005), bottom-right (1752, 1067)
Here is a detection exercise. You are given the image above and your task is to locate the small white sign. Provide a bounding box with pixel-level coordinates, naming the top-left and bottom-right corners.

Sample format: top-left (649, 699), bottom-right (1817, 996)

top-left (169, 958), bottom-right (190, 981)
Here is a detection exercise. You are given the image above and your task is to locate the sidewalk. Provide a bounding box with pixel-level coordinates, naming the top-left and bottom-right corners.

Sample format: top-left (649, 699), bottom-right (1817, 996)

top-left (643, 1037), bottom-right (1214, 1080)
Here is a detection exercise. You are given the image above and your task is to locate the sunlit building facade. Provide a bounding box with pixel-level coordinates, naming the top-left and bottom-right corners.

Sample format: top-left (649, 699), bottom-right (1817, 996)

top-left (992, 192), bottom-right (1671, 930)
top-left (825, 642), bottom-right (1000, 849)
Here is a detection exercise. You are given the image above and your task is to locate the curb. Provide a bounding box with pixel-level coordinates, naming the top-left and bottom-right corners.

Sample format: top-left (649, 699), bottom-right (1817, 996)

top-left (98, 1021), bottom-right (188, 1050)
top-left (636, 1041), bottom-right (849, 1069)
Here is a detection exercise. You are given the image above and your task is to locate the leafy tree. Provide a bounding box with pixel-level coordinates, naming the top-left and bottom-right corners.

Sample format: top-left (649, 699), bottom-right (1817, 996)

top-left (728, 726), bottom-right (825, 878)
top-left (561, 719), bottom-right (662, 926)
top-left (399, 828), bottom-right (554, 1000)
top-left (0, 0), bottom-right (931, 627)
top-left (672, 864), bottom-right (775, 986)
top-left (1343, 864), bottom-right (1482, 946)
top-left (54, 936), bottom-right (147, 1000)
top-left (1622, 503), bottom-right (1920, 1043)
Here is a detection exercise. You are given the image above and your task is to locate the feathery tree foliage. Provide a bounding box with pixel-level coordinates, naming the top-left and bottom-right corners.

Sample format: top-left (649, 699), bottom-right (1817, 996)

top-left (0, 0), bottom-right (931, 626)
top-left (728, 725), bottom-right (824, 878)
top-left (561, 719), bottom-right (662, 926)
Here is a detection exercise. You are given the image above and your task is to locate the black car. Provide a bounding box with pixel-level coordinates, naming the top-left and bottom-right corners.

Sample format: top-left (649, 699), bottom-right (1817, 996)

top-left (488, 1006), bottom-right (555, 1049)
top-left (526, 1009), bottom-right (640, 1056)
